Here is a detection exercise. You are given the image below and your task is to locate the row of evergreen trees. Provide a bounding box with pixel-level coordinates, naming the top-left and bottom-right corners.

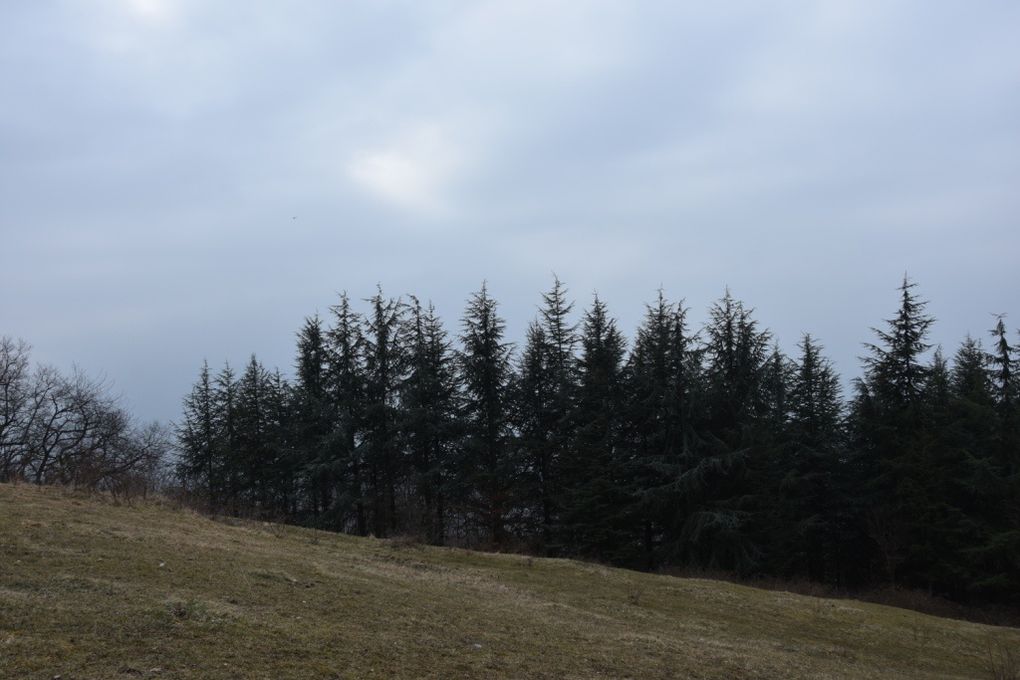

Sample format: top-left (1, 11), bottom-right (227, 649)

top-left (176, 278), bottom-right (1019, 603)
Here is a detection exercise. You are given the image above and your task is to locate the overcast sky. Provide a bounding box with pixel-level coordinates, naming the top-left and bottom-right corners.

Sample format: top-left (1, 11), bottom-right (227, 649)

top-left (2, 1), bottom-right (1018, 424)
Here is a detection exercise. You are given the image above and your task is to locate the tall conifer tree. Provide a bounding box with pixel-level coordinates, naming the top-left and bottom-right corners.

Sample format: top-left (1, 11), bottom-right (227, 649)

top-left (294, 315), bottom-right (333, 518)
top-left (177, 360), bottom-right (220, 509)
top-left (771, 335), bottom-right (844, 581)
top-left (401, 297), bottom-right (460, 544)
top-left (456, 284), bottom-right (517, 545)
top-left (559, 295), bottom-right (630, 559)
top-left (236, 354), bottom-right (273, 512)
top-left (853, 276), bottom-right (936, 587)
top-left (686, 290), bottom-right (769, 572)
top-left (327, 293), bottom-right (367, 533)
top-left (361, 288), bottom-right (404, 536)
top-left (213, 361), bottom-right (240, 513)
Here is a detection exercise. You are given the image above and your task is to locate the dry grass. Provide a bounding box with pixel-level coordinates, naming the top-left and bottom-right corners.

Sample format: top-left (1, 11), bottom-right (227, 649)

top-left (660, 568), bottom-right (1020, 628)
top-left (986, 641), bottom-right (1019, 680)
top-left (1, 483), bottom-right (1018, 679)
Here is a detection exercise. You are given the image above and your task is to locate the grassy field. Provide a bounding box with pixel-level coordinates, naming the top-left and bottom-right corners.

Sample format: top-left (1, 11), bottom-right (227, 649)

top-left (1, 484), bottom-right (1017, 679)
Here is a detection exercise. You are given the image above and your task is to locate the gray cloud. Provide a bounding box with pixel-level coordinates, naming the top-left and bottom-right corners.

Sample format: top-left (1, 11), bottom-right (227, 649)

top-left (2, 0), bottom-right (1018, 422)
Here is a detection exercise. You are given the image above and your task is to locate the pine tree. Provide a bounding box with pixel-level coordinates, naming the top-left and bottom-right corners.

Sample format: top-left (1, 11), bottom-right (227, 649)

top-left (326, 292), bottom-right (367, 534)
top-left (980, 318), bottom-right (1020, 601)
top-left (768, 335), bottom-right (844, 582)
top-left (862, 277), bottom-right (935, 411)
top-left (361, 287), bottom-right (404, 537)
top-left (853, 276), bottom-right (937, 587)
top-left (559, 294), bottom-right (631, 560)
top-left (236, 354), bottom-right (273, 512)
top-left (952, 336), bottom-right (992, 405)
top-left (176, 360), bottom-right (220, 509)
top-left (623, 291), bottom-right (681, 566)
top-left (516, 277), bottom-right (579, 550)
top-left (703, 289), bottom-right (772, 433)
top-left (761, 345), bottom-right (793, 433)
top-left (400, 297), bottom-right (460, 544)
top-left (946, 338), bottom-right (1013, 599)
top-left (789, 336), bottom-right (843, 443)
top-left (166, 277), bottom-right (1019, 605)
top-left (455, 283), bottom-right (518, 545)
top-left (538, 277), bottom-right (578, 549)
top-left (989, 316), bottom-right (1016, 415)
top-left (296, 315), bottom-right (328, 402)
top-left (686, 290), bottom-right (770, 573)
top-left (516, 320), bottom-right (554, 540)
top-left (212, 361), bottom-right (240, 513)
top-left (294, 315), bottom-right (333, 519)
top-left (265, 368), bottom-right (295, 515)
top-left (624, 291), bottom-right (740, 569)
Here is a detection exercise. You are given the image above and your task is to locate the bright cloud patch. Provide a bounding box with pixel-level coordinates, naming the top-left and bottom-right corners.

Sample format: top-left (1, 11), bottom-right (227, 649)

top-left (121, 0), bottom-right (177, 24)
top-left (347, 125), bottom-right (464, 216)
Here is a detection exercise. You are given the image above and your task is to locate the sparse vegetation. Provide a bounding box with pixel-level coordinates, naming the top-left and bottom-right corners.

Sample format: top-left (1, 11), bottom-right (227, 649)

top-left (987, 641), bottom-right (1019, 680)
top-left (2, 483), bottom-right (1018, 679)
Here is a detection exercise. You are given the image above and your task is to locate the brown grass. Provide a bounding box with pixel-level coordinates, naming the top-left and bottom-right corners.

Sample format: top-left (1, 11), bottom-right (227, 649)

top-left (2, 483), bottom-right (1018, 679)
top-left (660, 567), bottom-right (1020, 628)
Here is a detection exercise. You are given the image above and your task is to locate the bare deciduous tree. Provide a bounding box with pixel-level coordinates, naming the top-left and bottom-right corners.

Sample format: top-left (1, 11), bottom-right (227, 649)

top-left (0, 335), bottom-right (169, 494)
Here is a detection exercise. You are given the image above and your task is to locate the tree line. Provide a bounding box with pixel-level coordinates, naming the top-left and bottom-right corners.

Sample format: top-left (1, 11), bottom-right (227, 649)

top-left (0, 336), bottom-right (171, 495)
top-left (173, 277), bottom-right (1019, 604)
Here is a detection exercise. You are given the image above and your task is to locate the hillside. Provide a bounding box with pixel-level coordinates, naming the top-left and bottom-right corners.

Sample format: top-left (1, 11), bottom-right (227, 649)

top-left (1, 484), bottom-right (1017, 679)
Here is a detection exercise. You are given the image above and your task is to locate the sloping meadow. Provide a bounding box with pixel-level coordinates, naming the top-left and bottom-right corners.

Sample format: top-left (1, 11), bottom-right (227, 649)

top-left (1, 484), bottom-right (1017, 679)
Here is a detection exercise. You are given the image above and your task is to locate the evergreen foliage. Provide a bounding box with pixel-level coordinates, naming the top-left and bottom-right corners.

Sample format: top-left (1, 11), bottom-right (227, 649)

top-left (455, 284), bottom-right (518, 545)
top-left (558, 295), bottom-right (630, 560)
top-left (516, 276), bottom-right (578, 551)
top-left (173, 277), bottom-right (1020, 605)
top-left (400, 297), bottom-right (460, 544)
